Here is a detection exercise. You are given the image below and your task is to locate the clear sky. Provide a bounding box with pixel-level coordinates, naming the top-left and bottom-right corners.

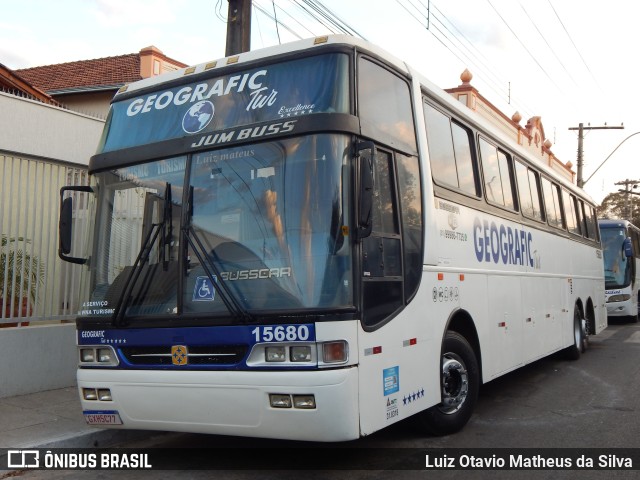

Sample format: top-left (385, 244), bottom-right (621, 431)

top-left (2, 0), bottom-right (638, 203)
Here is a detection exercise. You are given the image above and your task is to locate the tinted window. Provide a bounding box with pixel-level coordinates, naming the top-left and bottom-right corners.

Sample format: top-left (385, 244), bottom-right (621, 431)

top-left (396, 152), bottom-right (422, 301)
top-left (479, 138), bottom-right (515, 210)
top-left (423, 102), bottom-right (478, 196)
top-left (359, 57), bottom-right (416, 153)
top-left (563, 191), bottom-right (581, 235)
top-left (542, 177), bottom-right (563, 229)
top-left (515, 160), bottom-right (543, 221)
top-left (362, 149), bottom-right (403, 327)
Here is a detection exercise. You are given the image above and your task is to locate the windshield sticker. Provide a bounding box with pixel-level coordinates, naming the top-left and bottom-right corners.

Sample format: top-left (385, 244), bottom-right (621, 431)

top-left (126, 70), bottom-right (268, 118)
top-left (79, 301), bottom-right (114, 316)
top-left (278, 103), bottom-right (315, 117)
top-left (182, 100), bottom-right (214, 134)
top-left (189, 120), bottom-right (296, 149)
top-left (100, 54), bottom-right (349, 153)
top-left (220, 267), bottom-right (291, 281)
top-left (193, 276), bottom-right (216, 301)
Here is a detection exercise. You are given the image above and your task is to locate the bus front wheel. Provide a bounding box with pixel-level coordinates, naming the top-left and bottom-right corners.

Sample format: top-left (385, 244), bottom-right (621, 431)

top-left (416, 331), bottom-right (479, 436)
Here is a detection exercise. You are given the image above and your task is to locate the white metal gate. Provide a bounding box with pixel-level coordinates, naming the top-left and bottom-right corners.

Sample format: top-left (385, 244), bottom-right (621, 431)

top-left (1, 153), bottom-right (88, 325)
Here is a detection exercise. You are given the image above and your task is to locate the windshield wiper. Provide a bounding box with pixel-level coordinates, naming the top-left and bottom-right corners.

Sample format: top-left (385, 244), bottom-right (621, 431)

top-left (112, 184), bottom-right (171, 327)
top-left (182, 186), bottom-right (255, 323)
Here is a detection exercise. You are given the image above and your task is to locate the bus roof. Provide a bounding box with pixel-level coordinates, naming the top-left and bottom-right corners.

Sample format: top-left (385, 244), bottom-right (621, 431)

top-left (599, 219), bottom-right (640, 230)
top-left (113, 35), bottom-right (408, 98)
top-left (111, 34), bottom-right (594, 206)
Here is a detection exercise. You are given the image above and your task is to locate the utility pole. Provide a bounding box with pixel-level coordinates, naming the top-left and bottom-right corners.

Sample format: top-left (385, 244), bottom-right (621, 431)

top-left (615, 179), bottom-right (640, 218)
top-left (225, 0), bottom-right (251, 57)
top-left (569, 123), bottom-right (624, 188)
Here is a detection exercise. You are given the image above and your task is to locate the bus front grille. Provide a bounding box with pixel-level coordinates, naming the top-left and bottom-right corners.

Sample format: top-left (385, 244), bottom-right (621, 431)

top-left (120, 345), bottom-right (247, 366)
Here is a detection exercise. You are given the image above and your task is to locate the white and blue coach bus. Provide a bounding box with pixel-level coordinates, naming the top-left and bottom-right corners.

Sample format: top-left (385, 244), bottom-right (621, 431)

top-left (599, 219), bottom-right (640, 322)
top-left (59, 35), bottom-right (607, 441)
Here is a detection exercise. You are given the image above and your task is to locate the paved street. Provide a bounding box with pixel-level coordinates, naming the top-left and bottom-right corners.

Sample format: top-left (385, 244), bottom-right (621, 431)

top-left (3, 319), bottom-right (640, 479)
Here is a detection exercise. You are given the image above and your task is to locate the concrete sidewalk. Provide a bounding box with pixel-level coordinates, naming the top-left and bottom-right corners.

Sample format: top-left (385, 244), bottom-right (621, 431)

top-left (0, 386), bottom-right (152, 448)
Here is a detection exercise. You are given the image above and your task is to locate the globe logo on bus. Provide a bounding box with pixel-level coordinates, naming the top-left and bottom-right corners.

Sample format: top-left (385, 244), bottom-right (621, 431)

top-left (182, 100), bottom-right (214, 134)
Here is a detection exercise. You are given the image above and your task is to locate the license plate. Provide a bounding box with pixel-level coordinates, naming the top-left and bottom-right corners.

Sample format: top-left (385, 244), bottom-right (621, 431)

top-left (83, 410), bottom-right (123, 425)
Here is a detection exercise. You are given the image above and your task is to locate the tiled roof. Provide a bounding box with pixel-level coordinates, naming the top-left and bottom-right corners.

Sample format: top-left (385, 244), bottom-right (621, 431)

top-left (16, 54), bottom-right (142, 93)
top-left (0, 63), bottom-right (64, 107)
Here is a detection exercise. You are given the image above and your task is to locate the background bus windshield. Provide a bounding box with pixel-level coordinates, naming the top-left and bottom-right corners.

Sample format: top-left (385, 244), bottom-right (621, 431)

top-left (602, 227), bottom-right (631, 289)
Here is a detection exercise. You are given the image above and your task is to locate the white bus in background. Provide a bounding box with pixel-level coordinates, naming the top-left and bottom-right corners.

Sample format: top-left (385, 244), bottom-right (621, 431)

top-left (59, 35), bottom-right (607, 441)
top-left (599, 219), bottom-right (640, 322)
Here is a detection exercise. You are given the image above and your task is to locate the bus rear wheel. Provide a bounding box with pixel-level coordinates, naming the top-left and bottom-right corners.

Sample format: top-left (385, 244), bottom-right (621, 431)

top-left (565, 306), bottom-right (587, 360)
top-left (416, 331), bottom-right (479, 436)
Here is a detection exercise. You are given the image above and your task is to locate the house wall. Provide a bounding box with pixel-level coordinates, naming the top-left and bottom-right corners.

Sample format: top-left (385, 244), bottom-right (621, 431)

top-left (0, 323), bottom-right (77, 398)
top-left (1, 92), bottom-right (104, 323)
top-left (0, 92), bottom-right (104, 164)
top-left (55, 91), bottom-right (114, 119)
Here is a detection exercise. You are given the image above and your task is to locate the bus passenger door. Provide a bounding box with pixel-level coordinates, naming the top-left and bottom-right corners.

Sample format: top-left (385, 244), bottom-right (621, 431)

top-left (356, 144), bottom-right (410, 436)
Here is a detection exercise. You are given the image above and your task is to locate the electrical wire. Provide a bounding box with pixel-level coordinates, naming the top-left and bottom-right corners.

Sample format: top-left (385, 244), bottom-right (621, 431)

top-left (518, 1), bottom-right (579, 88)
top-left (396, 0), bottom-right (535, 119)
top-left (272, 0), bottom-right (282, 44)
top-left (546, 0), bottom-right (604, 94)
top-left (485, 0), bottom-right (571, 107)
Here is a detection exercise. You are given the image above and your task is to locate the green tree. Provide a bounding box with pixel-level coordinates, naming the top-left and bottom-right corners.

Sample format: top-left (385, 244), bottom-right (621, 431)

top-left (597, 191), bottom-right (640, 228)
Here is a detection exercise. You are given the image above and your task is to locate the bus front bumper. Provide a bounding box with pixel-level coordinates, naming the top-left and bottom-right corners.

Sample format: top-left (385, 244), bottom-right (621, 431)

top-left (77, 366), bottom-right (360, 442)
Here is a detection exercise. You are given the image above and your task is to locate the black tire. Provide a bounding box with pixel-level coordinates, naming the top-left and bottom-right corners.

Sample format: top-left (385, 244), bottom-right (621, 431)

top-left (565, 306), bottom-right (586, 360)
top-left (416, 331), bottom-right (479, 436)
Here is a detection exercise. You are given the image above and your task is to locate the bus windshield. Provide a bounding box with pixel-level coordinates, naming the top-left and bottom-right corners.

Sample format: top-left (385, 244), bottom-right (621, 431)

top-left (601, 227), bottom-right (631, 289)
top-left (79, 134), bottom-right (353, 320)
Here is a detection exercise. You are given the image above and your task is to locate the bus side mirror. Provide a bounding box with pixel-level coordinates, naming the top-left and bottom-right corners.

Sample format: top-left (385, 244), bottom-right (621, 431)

top-left (624, 237), bottom-right (634, 258)
top-left (59, 186), bottom-right (93, 264)
top-left (357, 142), bottom-right (375, 240)
top-left (59, 197), bottom-right (73, 255)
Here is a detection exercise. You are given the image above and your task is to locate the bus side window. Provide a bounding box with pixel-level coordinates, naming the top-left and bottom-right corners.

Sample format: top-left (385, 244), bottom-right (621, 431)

top-left (479, 137), bottom-right (516, 211)
top-left (358, 57), bottom-right (417, 154)
top-left (423, 102), bottom-right (479, 196)
top-left (541, 177), bottom-right (563, 229)
top-left (396, 152), bottom-right (423, 302)
top-left (632, 230), bottom-right (640, 258)
top-left (515, 159), bottom-right (543, 221)
top-left (579, 200), bottom-right (597, 240)
top-left (563, 191), bottom-right (581, 236)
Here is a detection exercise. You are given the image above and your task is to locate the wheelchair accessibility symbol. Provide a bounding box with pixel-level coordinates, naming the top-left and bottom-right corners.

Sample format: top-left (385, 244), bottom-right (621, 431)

top-left (193, 276), bottom-right (216, 301)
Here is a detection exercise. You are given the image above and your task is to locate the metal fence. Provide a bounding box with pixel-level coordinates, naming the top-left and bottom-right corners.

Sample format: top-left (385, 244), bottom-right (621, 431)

top-left (1, 153), bottom-right (88, 325)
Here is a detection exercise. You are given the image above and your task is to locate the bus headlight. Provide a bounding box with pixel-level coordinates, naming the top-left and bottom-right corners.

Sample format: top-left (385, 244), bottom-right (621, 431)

top-left (78, 346), bottom-right (119, 366)
top-left (607, 294), bottom-right (631, 303)
top-left (290, 345), bottom-right (312, 362)
top-left (80, 349), bottom-right (95, 363)
top-left (265, 346), bottom-right (286, 362)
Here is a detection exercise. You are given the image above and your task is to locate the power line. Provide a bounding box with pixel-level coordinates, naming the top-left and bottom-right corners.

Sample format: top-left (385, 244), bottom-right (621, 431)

top-left (300, 0), bottom-right (366, 38)
top-left (518, 1), bottom-right (579, 88)
top-left (272, 0), bottom-right (282, 44)
top-left (253, 2), bottom-right (305, 40)
top-left (396, 0), bottom-right (536, 119)
top-left (546, 0), bottom-right (604, 94)
top-left (485, 0), bottom-right (571, 106)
